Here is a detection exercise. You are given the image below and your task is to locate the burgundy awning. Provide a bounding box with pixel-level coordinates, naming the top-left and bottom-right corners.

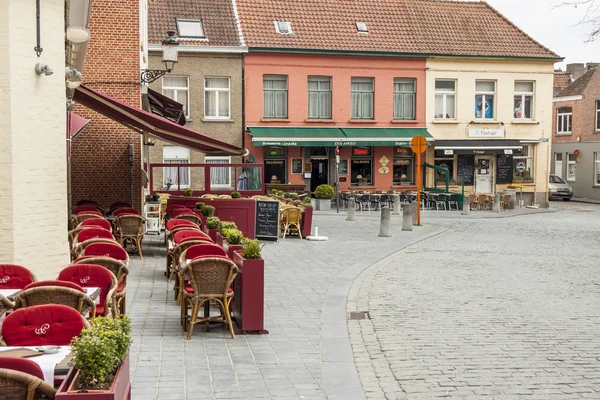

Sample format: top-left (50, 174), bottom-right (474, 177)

top-left (68, 111), bottom-right (91, 139)
top-left (73, 84), bottom-right (246, 156)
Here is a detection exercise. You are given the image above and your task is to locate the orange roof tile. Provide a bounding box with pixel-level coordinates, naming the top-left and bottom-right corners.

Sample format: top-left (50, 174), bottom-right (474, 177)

top-left (553, 72), bottom-right (572, 89)
top-left (557, 68), bottom-right (598, 97)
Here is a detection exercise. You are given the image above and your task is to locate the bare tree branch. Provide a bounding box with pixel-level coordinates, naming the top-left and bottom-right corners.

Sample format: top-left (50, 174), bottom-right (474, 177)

top-left (552, 0), bottom-right (600, 41)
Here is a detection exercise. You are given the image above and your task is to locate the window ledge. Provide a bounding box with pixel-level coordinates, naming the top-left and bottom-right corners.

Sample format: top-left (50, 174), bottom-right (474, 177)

top-left (348, 120), bottom-right (375, 123)
top-left (511, 120), bottom-right (538, 124)
top-left (432, 120), bottom-right (460, 124)
top-left (471, 120), bottom-right (499, 124)
top-left (261, 118), bottom-right (290, 122)
top-left (202, 118), bottom-right (234, 123)
top-left (555, 133), bottom-right (572, 136)
top-left (390, 120), bottom-right (418, 124)
top-left (305, 119), bottom-right (335, 123)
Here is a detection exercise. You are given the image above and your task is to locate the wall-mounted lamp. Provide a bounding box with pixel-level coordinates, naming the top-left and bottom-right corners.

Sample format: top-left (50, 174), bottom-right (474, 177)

top-left (65, 68), bottom-right (82, 89)
top-left (35, 63), bottom-right (53, 76)
top-left (140, 30), bottom-right (180, 84)
top-left (143, 137), bottom-right (156, 146)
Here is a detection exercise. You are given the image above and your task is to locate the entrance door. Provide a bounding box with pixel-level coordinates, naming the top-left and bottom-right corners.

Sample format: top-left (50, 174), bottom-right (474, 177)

top-left (554, 153), bottom-right (563, 179)
top-left (475, 156), bottom-right (493, 193)
top-left (311, 159), bottom-right (329, 192)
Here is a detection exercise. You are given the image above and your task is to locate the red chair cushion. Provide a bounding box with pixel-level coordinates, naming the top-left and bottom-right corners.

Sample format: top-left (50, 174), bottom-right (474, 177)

top-left (2, 304), bottom-right (87, 346)
top-left (165, 205), bottom-right (187, 213)
top-left (186, 244), bottom-right (228, 259)
top-left (113, 208), bottom-right (139, 217)
top-left (180, 235), bottom-right (214, 244)
top-left (58, 265), bottom-right (114, 313)
top-left (79, 218), bottom-right (111, 231)
top-left (77, 228), bottom-right (113, 243)
top-left (0, 265), bottom-right (35, 290)
top-left (173, 230), bottom-right (212, 245)
top-left (74, 205), bottom-right (101, 214)
top-left (184, 284), bottom-right (233, 294)
top-left (77, 200), bottom-right (100, 207)
top-left (0, 357), bottom-right (45, 380)
top-left (171, 209), bottom-right (197, 218)
top-left (84, 243), bottom-right (128, 261)
top-left (109, 202), bottom-right (132, 210)
top-left (76, 210), bottom-right (103, 216)
top-left (24, 280), bottom-right (84, 292)
top-left (117, 281), bottom-right (124, 292)
top-left (166, 219), bottom-right (197, 231)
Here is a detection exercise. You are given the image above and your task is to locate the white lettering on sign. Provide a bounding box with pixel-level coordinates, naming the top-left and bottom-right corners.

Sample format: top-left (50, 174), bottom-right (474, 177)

top-left (335, 141), bottom-right (356, 146)
top-left (35, 323), bottom-right (50, 335)
top-left (444, 150), bottom-right (454, 155)
top-left (468, 128), bottom-right (504, 138)
top-left (504, 149), bottom-right (513, 155)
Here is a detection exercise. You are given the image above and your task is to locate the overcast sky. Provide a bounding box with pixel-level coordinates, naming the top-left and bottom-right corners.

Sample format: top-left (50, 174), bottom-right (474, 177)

top-left (486, 0), bottom-right (600, 69)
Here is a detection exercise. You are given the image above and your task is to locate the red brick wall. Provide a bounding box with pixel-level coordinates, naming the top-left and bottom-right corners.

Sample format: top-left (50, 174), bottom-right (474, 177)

top-left (71, 0), bottom-right (142, 211)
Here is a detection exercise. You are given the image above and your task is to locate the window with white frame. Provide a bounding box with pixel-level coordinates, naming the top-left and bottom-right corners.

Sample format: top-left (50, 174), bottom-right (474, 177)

top-left (513, 145), bottom-right (534, 182)
top-left (204, 77), bottom-right (230, 119)
top-left (567, 152), bottom-right (577, 182)
top-left (596, 101), bottom-right (600, 131)
top-left (595, 153), bottom-right (600, 185)
top-left (514, 81), bottom-right (534, 120)
top-left (434, 80), bottom-right (456, 119)
top-left (475, 80), bottom-right (495, 119)
top-left (556, 107), bottom-right (572, 135)
top-left (393, 78), bottom-right (416, 120)
top-left (274, 21), bottom-right (292, 34)
top-left (205, 156), bottom-right (232, 188)
top-left (162, 76), bottom-right (190, 119)
top-left (308, 76), bottom-right (332, 119)
top-left (351, 77), bottom-right (374, 119)
top-left (263, 75), bottom-right (288, 118)
top-left (163, 146), bottom-right (190, 189)
top-left (176, 19), bottom-right (204, 38)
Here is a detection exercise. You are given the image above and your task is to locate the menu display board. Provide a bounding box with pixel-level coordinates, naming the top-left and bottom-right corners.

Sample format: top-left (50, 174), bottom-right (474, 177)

top-left (255, 200), bottom-right (280, 240)
top-left (496, 154), bottom-right (513, 184)
top-left (457, 154), bottom-right (475, 185)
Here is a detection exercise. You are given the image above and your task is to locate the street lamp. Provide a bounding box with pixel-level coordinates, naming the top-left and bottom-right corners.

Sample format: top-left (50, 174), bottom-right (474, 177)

top-left (140, 29), bottom-right (180, 84)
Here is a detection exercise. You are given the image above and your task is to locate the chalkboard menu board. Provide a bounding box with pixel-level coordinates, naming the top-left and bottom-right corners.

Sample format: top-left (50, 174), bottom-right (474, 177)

top-left (496, 154), bottom-right (513, 184)
top-left (457, 155), bottom-right (475, 185)
top-left (255, 200), bottom-right (280, 240)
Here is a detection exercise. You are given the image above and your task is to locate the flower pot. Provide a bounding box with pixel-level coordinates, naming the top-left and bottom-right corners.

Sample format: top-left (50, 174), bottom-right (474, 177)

top-left (56, 353), bottom-right (131, 400)
top-left (301, 206), bottom-right (313, 239)
top-left (232, 251), bottom-right (267, 334)
top-left (222, 240), bottom-right (243, 259)
top-left (314, 198), bottom-right (331, 211)
top-left (216, 232), bottom-right (225, 247)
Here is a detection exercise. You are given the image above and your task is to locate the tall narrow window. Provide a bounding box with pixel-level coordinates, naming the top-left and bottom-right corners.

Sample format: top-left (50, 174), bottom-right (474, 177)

top-left (351, 147), bottom-right (373, 185)
top-left (513, 145), bottom-right (534, 182)
top-left (307, 76), bottom-right (332, 119)
top-left (596, 101), bottom-right (600, 131)
top-left (595, 153), bottom-right (600, 185)
top-left (475, 80), bottom-right (495, 119)
top-left (434, 80), bottom-right (456, 119)
top-left (204, 77), bottom-right (230, 120)
top-left (556, 107), bottom-right (572, 135)
top-left (162, 76), bottom-right (189, 119)
top-left (351, 77), bottom-right (374, 119)
top-left (567, 153), bottom-right (577, 182)
top-left (514, 81), bottom-right (534, 120)
top-left (205, 156), bottom-right (232, 189)
top-left (163, 146), bottom-right (190, 189)
top-left (263, 75), bottom-right (288, 118)
top-left (393, 78), bottom-right (416, 120)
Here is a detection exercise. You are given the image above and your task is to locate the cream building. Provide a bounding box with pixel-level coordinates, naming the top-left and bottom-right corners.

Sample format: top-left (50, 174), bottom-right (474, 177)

top-left (425, 58), bottom-right (556, 206)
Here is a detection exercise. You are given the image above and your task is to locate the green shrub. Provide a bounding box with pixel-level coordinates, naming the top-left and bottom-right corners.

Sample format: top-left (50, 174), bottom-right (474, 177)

top-left (200, 204), bottom-right (215, 217)
top-left (242, 238), bottom-right (262, 259)
top-left (70, 316), bottom-right (131, 389)
top-left (231, 191), bottom-right (241, 199)
top-left (184, 188), bottom-right (193, 197)
top-left (276, 190), bottom-right (284, 196)
top-left (206, 216), bottom-right (220, 229)
top-left (314, 184), bottom-right (335, 199)
top-left (283, 192), bottom-right (291, 198)
top-left (291, 194), bottom-right (300, 201)
top-left (223, 228), bottom-right (243, 244)
top-left (195, 202), bottom-right (205, 210)
top-left (271, 188), bottom-right (278, 194)
top-left (220, 221), bottom-right (237, 235)
top-left (303, 196), bottom-right (312, 204)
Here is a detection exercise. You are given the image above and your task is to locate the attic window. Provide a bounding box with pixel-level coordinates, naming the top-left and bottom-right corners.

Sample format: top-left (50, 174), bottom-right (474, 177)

top-left (275, 21), bottom-right (292, 34)
top-left (176, 19), bottom-right (205, 38)
top-left (356, 21), bottom-right (368, 33)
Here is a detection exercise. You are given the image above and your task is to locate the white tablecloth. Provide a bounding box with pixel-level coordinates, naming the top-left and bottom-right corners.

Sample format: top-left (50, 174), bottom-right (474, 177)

top-left (0, 346), bottom-right (71, 386)
top-left (0, 289), bottom-right (17, 298)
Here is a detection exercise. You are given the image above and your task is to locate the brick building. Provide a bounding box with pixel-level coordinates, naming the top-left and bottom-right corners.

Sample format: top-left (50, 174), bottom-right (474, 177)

top-left (551, 65), bottom-right (600, 200)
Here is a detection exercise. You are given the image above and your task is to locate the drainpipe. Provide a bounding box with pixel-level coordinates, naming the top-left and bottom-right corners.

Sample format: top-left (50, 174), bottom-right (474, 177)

top-left (241, 56), bottom-right (245, 153)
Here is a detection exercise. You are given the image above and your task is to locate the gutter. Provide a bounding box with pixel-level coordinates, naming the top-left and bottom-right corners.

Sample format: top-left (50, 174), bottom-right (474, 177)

top-left (148, 44), bottom-right (248, 53)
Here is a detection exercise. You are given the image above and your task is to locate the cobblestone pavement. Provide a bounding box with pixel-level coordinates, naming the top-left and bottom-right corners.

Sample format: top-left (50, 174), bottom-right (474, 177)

top-left (348, 202), bottom-right (600, 399)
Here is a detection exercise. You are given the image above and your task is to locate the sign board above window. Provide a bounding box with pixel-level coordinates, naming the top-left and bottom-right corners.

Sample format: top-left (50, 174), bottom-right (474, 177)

top-left (468, 128), bottom-right (504, 138)
top-left (352, 147), bottom-right (371, 156)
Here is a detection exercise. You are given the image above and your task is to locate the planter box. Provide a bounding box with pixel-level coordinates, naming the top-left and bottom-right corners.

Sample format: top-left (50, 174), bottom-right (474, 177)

top-left (222, 241), bottom-right (243, 260)
top-left (56, 353), bottom-right (131, 400)
top-left (216, 232), bottom-right (225, 248)
top-left (205, 228), bottom-right (219, 242)
top-left (301, 206), bottom-right (313, 239)
top-left (314, 199), bottom-right (331, 211)
top-left (232, 251), bottom-right (268, 334)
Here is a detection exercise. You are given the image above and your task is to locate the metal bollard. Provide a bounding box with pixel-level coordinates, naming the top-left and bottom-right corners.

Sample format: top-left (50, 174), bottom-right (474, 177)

top-left (492, 193), bottom-right (501, 213)
top-left (346, 197), bottom-right (356, 221)
top-left (402, 202), bottom-right (413, 231)
top-left (411, 201), bottom-right (418, 226)
top-left (378, 206), bottom-right (392, 237)
top-left (392, 195), bottom-right (401, 215)
top-left (462, 196), bottom-right (471, 215)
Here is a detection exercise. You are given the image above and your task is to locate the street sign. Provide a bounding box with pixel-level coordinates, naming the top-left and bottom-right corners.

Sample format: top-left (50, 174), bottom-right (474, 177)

top-left (410, 135), bottom-right (428, 154)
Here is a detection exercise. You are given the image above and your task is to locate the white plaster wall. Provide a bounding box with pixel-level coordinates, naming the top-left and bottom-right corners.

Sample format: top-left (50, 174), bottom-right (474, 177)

top-left (0, 0), bottom-right (69, 279)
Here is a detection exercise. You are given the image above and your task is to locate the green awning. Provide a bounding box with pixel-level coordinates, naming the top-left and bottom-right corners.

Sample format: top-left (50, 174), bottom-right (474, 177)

top-left (249, 126), bottom-right (432, 147)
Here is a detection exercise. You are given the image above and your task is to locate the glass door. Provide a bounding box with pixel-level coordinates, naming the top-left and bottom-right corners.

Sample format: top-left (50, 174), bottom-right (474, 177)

top-left (475, 156), bottom-right (493, 193)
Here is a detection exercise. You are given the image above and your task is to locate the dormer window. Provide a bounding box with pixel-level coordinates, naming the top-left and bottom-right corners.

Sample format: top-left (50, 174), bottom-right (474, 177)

top-left (176, 19), bottom-right (205, 38)
top-left (275, 21), bottom-right (292, 34)
top-left (356, 21), bottom-right (368, 33)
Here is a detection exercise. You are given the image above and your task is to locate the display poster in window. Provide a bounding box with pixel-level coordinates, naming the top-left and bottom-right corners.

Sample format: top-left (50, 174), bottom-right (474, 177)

top-left (255, 200), bottom-right (280, 241)
top-left (352, 147), bottom-right (371, 156)
top-left (337, 159), bottom-right (348, 175)
top-left (291, 159), bottom-right (303, 174)
top-left (457, 154), bottom-right (475, 185)
top-left (496, 154), bottom-right (513, 184)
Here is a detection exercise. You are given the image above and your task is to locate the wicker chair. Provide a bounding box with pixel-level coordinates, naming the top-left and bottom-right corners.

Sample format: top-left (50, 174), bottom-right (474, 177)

top-left (167, 231), bottom-right (214, 279)
top-left (71, 212), bottom-right (102, 229)
top-left (73, 257), bottom-right (128, 316)
top-left (0, 295), bottom-right (15, 317)
top-left (74, 238), bottom-right (120, 259)
top-left (177, 244), bottom-right (228, 305)
top-left (170, 239), bottom-right (216, 300)
top-left (59, 265), bottom-right (118, 317)
top-left (82, 242), bottom-right (131, 268)
top-left (0, 264), bottom-right (37, 290)
top-left (468, 193), bottom-right (479, 210)
top-left (78, 217), bottom-right (112, 232)
top-left (165, 225), bottom-right (201, 250)
top-left (280, 207), bottom-right (303, 239)
top-left (15, 281), bottom-right (96, 318)
top-left (179, 256), bottom-right (238, 339)
top-left (114, 215), bottom-right (145, 259)
top-left (0, 361), bottom-right (57, 400)
top-left (501, 194), bottom-right (513, 211)
top-left (200, 194), bottom-right (217, 199)
top-left (173, 214), bottom-right (202, 227)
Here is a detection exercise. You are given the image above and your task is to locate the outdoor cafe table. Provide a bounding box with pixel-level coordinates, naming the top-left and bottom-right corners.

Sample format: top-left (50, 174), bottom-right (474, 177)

top-left (0, 346), bottom-right (71, 386)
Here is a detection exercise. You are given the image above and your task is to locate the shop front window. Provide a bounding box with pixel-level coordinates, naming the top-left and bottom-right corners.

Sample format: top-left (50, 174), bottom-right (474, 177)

top-left (393, 147), bottom-right (414, 185)
top-left (434, 158), bottom-right (454, 184)
top-left (350, 147), bottom-right (372, 185)
top-left (567, 153), bottom-right (576, 182)
top-left (513, 145), bottom-right (534, 182)
top-left (264, 146), bottom-right (287, 183)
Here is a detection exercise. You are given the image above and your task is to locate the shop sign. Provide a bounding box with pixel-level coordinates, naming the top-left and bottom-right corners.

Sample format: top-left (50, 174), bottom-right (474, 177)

top-left (444, 150), bottom-right (454, 155)
top-left (468, 128), bottom-right (504, 138)
top-left (393, 159), bottom-right (411, 165)
top-left (352, 147), bottom-right (371, 156)
top-left (353, 159), bottom-right (371, 164)
top-left (265, 160), bottom-right (284, 165)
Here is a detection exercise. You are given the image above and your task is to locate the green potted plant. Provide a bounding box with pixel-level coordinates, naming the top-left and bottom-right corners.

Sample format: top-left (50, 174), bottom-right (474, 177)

top-left (200, 204), bottom-right (215, 217)
top-left (314, 184), bottom-right (335, 211)
top-left (184, 188), bottom-right (193, 197)
top-left (195, 201), bottom-right (205, 210)
top-left (231, 191), bottom-right (241, 199)
top-left (232, 239), bottom-right (267, 333)
top-left (203, 216), bottom-right (221, 241)
top-left (222, 228), bottom-right (244, 259)
top-left (56, 317), bottom-right (132, 399)
top-left (217, 221), bottom-right (237, 247)
top-left (271, 188), bottom-right (278, 195)
top-left (291, 194), bottom-right (299, 201)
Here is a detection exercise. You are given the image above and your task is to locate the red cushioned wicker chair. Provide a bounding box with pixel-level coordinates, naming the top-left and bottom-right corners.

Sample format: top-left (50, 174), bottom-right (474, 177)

top-left (58, 265), bottom-right (117, 317)
top-left (0, 356), bottom-right (57, 399)
top-left (15, 281), bottom-right (96, 318)
top-left (114, 214), bottom-right (145, 259)
top-left (78, 217), bottom-right (112, 232)
top-left (0, 264), bottom-right (37, 290)
top-left (73, 257), bottom-right (128, 316)
top-left (82, 242), bottom-right (130, 268)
